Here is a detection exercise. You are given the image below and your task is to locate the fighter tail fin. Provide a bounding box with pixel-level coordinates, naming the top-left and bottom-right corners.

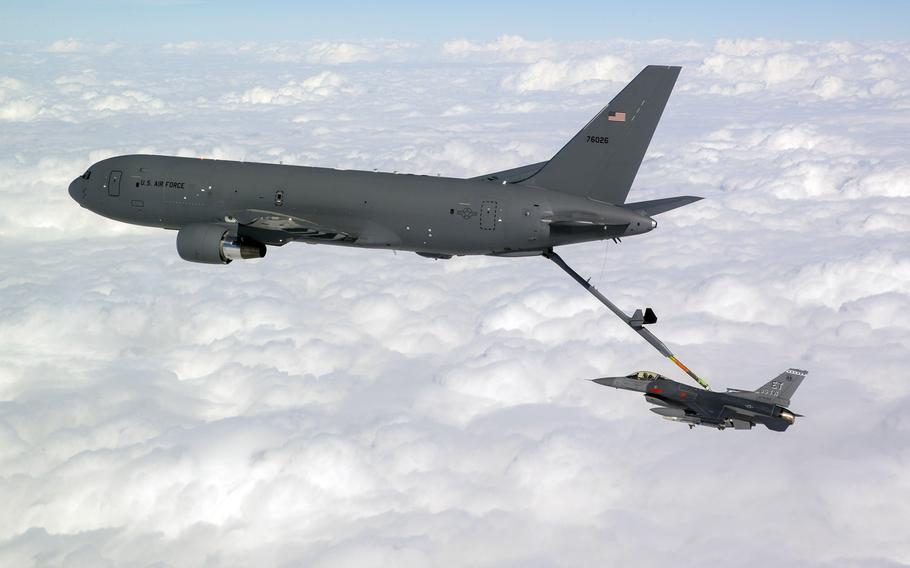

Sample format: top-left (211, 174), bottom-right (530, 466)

top-left (753, 369), bottom-right (808, 407)
top-left (523, 65), bottom-right (681, 204)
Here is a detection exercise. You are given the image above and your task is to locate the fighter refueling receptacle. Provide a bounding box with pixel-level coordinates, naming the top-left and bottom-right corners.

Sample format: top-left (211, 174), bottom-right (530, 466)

top-left (593, 369), bottom-right (809, 431)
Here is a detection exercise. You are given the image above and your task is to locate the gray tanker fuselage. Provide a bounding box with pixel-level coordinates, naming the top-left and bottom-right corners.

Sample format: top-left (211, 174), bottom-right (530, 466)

top-left (68, 65), bottom-right (697, 264)
top-left (68, 154), bottom-right (657, 258)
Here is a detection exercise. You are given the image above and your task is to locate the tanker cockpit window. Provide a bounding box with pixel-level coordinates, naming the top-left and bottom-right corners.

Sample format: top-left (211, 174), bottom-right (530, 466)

top-left (82, 170), bottom-right (91, 180)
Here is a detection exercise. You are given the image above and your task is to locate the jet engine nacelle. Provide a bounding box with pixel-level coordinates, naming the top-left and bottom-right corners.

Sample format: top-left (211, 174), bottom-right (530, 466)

top-left (176, 223), bottom-right (266, 264)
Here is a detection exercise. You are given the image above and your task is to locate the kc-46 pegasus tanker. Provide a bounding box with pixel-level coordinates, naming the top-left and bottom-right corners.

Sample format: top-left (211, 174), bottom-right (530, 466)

top-left (68, 66), bottom-right (700, 263)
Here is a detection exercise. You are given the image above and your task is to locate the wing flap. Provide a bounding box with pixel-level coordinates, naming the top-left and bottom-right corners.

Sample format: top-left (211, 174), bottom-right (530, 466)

top-left (232, 209), bottom-right (356, 243)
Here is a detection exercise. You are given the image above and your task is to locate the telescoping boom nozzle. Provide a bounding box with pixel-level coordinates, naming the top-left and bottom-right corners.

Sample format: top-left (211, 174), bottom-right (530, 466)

top-left (543, 249), bottom-right (710, 390)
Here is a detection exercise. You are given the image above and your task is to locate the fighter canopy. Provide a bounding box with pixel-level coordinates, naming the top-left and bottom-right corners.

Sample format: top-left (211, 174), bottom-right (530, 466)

top-left (627, 370), bottom-right (668, 381)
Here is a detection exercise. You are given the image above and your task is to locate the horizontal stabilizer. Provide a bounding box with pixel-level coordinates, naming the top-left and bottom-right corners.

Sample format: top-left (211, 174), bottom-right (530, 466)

top-left (622, 195), bottom-right (703, 217)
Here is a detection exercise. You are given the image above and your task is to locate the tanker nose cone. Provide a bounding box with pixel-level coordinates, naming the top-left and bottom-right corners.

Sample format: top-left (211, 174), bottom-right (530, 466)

top-left (68, 178), bottom-right (83, 204)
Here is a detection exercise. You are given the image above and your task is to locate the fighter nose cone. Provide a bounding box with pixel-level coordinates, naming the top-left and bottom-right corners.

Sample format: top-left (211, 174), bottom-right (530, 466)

top-left (591, 376), bottom-right (651, 392)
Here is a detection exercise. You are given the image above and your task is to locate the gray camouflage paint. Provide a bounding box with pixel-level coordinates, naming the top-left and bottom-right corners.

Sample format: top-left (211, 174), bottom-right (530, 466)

top-left (68, 66), bottom-right (699, 263)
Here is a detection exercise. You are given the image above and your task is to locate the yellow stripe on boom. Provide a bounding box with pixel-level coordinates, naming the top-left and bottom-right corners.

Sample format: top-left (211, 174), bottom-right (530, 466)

top-left (669, 355), bottom-right (711, 390)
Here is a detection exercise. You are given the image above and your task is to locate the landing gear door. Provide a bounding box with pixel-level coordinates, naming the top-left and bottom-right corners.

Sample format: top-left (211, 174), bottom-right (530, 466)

top-left (107, 170), bottom-right (122, 197)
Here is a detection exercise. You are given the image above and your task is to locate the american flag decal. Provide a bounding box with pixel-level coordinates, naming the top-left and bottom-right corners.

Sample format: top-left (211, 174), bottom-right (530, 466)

top-left (607, 111), bottom-right (626, 122)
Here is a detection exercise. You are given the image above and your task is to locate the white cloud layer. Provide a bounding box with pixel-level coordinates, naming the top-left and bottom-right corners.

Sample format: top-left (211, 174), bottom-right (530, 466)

top-left (161, 39), bottom-right (415, 64)
top-left (442, 35), bottom-right (558, 63)
top-left (1, 37), bottom-right (909, 567)
top-left (224, 72), bottom-right (351, 106)
top-left (502, 55), bottom-right (635, 93)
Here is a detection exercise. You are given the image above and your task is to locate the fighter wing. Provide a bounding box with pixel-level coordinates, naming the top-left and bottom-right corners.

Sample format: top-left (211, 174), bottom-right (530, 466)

top-left (469, 161), bottom-right (548, 184)
top-left (231, 209), bottom-right (356, 245)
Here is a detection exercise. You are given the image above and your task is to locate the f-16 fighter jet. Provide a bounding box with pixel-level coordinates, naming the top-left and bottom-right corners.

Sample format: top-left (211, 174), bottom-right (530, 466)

top-left (593, 369), bottom-right (808, 431)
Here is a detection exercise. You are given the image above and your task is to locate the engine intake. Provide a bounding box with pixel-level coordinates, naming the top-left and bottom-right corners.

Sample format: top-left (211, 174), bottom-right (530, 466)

top-left (176, 223), bottom-right (266, 264)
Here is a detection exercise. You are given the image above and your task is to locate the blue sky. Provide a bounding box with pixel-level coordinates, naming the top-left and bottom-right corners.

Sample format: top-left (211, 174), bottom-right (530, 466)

top-left (3, 0), bottom-right (909, 42)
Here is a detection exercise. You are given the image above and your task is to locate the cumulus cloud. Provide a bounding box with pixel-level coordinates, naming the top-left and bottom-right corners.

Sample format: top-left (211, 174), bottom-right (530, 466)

top-left (89, 90), bottom-right (166, 113)
top-left (0, 77), bottom-right (24, 92)
top-left (160, 40), bottom-right (412, 64)
top-left (442, 35), bottom-right (558, 62)
top-left (702, 51), bottom-right (809, 84)
top-left (0, 78), bottom-right (41, 122)
top-left (304, 42), bottom-right (374, 64)
top-left (693, 38), bottom-right (910, 100)
top-left (43, 39), bottom-right (119, 55)
top-left (44, 39), bottom-right (84, 53)
top-left (1, 37), bottom-right (910, 567)
top-left (226, 71), bottom-right (350, 106)
top-left (0, 99), bottom-right (41, 121)
top-left (160, 40), bottom-right (204, 54)
top-left (263, 41), bottom-right (376, 64)
top-left (502, 55), bottom-right (634, 93)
